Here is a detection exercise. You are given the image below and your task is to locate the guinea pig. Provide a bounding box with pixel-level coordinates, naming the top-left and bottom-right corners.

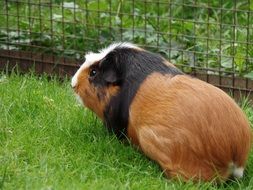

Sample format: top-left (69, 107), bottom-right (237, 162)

top-left (71, 42), bottom-right (252, 182)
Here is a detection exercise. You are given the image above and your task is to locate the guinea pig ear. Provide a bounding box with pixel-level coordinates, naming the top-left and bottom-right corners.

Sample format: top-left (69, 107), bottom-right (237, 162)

top-left (100, 53), bottom-right (122, 84)
top-left (102, 69), bottom-right (118, 83)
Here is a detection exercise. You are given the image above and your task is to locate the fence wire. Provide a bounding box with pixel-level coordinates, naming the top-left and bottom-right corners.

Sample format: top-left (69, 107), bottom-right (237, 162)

top-left (0, 0), bottom-right (253, 96)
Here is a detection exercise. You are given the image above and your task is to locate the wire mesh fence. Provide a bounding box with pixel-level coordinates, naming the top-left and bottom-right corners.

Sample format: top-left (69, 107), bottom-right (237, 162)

top-left (0, 0), bottom-right (253, 98)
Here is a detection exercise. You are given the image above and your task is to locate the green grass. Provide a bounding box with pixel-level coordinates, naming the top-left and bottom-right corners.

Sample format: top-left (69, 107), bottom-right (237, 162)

top-left (0, 73), bottom-right (253, 189)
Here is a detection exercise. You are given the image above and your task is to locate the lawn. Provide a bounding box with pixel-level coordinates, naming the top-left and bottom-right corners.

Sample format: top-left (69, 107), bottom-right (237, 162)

top-left (0, 72), bottom-right (253, 190)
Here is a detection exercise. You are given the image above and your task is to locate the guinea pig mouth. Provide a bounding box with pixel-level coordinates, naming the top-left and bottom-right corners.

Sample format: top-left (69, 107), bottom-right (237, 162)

top-left (74, 93), bottom-right (84, 106)
top-left (72, 86), bottom-right (78, 93)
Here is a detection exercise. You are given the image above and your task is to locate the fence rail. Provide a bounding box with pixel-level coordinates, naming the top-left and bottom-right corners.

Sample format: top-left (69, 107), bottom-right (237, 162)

top-left (0, 0), bottom-right (252, 99)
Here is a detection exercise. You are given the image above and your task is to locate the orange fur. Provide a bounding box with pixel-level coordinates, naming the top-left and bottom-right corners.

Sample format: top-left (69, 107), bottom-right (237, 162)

top-left (128, 73), bottom-right (252, 181)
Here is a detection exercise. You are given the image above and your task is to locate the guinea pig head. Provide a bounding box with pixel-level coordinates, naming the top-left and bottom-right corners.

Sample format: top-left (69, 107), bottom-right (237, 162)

top-left (71, 47), bottom-right (124, 120)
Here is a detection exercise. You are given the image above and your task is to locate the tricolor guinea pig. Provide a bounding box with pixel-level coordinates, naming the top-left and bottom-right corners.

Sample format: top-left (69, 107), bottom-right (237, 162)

top-left (71, 42), bottom-right (252, 182)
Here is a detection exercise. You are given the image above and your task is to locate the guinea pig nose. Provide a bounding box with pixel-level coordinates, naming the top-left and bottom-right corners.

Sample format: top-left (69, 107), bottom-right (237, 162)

top-left (70, 81), bottom-right (75, 88)
top-left (71, 83), bottom-right (77, 90)
top-left (71, 76), bottom-right (78, 89)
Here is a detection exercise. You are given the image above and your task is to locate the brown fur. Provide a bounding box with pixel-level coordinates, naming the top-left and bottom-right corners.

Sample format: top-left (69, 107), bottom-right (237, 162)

top-left (128, 73), bottom-right (252, 181)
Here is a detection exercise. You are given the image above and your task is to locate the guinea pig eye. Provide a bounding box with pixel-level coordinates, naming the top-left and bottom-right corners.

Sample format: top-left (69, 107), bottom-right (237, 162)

top-left (89, 69), bottom-right (97, 77)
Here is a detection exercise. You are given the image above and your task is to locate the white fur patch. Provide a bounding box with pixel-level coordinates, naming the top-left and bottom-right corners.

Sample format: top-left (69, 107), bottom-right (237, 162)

top-left (71, 72), bottom-right (79, 88)
top-left (229, 162), bottom-right (244, 178)
top-left (84, 42), bottom-right (138, 69)
top-left (71, 42), bottom-right (138, 88)
top-left (233, 167), bottom-right (244, 178)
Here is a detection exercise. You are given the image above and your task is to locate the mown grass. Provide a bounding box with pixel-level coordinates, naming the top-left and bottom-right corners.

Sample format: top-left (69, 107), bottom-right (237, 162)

top-left (0, 73), bottom-right (253, 190)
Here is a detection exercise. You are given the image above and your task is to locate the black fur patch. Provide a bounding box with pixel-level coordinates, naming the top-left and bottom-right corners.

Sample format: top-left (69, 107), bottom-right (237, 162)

top-left (98, 47), bottom-right (183, 139)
